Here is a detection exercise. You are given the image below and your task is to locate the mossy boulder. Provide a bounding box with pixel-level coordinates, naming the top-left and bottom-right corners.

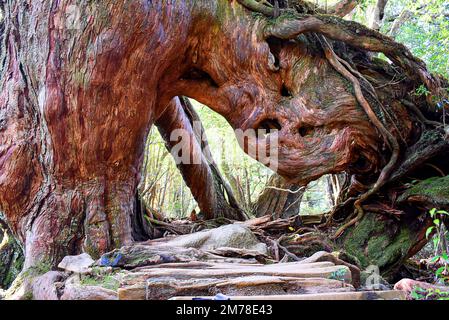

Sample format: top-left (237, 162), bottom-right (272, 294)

top-left (398, 175), bottom-right (449, 209)
top-left (339, 176), bottom-right (449, 281)
top-left (339, 212), bottom-right (429, 281)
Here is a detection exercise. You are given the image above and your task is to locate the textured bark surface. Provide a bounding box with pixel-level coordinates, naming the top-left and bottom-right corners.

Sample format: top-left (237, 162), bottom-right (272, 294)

top-left (0, 0), bottom-right (448, 285)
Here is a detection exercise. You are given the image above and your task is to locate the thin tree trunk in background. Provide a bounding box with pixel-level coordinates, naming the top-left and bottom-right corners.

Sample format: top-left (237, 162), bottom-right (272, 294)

top-left (156, 97), bottom-right (247, 221)
top-left (326, 175), bottom-right (342, 207)
top-left (254, 174), bottom-right (305, 219)
top-left (180, 183), bottom-right (185, 217)
top-left (370, 0), bottom-right (389, 31)
top-left (244, 167), bottom-right (253, 210)
top-left (221, 146), bottom-right (246, 206)
top-left (389, 10), bottom-right (413, 39)
top-left (159, 172), bottom-right (170, 209)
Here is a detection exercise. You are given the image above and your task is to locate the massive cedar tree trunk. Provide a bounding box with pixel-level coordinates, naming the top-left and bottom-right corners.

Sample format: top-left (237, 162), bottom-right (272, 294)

top-left (0, 0), bottom-right (448, 283)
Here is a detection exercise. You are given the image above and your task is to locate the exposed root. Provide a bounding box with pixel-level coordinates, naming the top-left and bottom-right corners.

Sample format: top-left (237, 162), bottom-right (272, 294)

top-left (236, 0), bottom-right (448, 239)
top-left (331, 199), bottom-right (365, 239)
top-left (249, 7), bottom-right (447, 108)
top-left (319, 197), bottom-right (357, 228)
top-left (424, 163), bottom-right (446, 177)
top-left (236, 0), bottom-right (275, 16)
top-left (264, 185), bottom-right (305, 194)
top-left (317, 36), bottom-right (401, 238)
top-left (401, 99), bottom-right (442, 127)
top-left (335, 55), bottom-right (407, 145)
top-left (268, 238), bottom-right (301, 261)
top-left (236, 0), bottom-right (359, 17)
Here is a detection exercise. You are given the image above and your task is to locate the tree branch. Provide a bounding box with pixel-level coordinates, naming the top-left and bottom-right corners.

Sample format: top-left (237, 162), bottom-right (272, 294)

top-left (389, 9), bottom-right (413, 39)
top-left (236, 0), bottom-right (274, 16)
top-left (263, 13), bottom-right (445, 107)
top-left (236, 0), bottom-right (359, 17)
top-left (328, 0), bottom-right (360, 17)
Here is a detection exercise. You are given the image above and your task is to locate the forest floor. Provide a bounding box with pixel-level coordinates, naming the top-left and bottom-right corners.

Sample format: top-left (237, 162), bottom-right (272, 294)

top-left (5, 219), bottom-right (447, 300)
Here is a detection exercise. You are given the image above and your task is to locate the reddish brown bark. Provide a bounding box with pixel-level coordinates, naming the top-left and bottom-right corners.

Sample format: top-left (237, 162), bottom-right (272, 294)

top-left (0, 0), bottom-right (447, 280)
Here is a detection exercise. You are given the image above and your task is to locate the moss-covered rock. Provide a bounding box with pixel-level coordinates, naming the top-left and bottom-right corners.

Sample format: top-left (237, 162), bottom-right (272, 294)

top-left (338, 176), bottom-right (449, 281)
top-left (79, 273), bottom-right (120, 292)
top-left (339, 212), bottom-right (428, 281)
top-left (398, 175), bottom-right (449, 209)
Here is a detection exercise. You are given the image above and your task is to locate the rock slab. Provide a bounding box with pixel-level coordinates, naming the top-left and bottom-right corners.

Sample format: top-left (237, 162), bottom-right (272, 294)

top-left (58, 253), bottom-right (95, 274)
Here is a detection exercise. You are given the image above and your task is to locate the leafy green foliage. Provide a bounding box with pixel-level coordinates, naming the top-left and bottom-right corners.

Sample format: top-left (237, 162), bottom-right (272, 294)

top-left (386, 0), bottom-right (449, 76)
top-left (411, 285), bottom-right (449, 300)
top-left (329, 268), bottom-right (348, 282)
top-left (426, 208), bottom-right (449, 283)
top-left (414, 84), bottom-right (431, 97)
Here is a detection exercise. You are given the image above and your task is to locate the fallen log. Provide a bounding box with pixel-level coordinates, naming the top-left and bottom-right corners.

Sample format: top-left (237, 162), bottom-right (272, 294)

top-left (299, 251), bottom-right (361, 288)
top-left (117, 261), bottom-right (354, 300)
top-left (98, 245), bottom-right (263, 269)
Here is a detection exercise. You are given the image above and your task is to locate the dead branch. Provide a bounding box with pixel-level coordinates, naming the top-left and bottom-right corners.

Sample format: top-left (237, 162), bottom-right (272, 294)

top-left (269, 238), bottom-right (301, 261)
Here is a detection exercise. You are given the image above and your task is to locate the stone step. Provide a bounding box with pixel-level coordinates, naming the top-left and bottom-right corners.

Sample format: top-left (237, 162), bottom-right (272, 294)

top-left (118, 260), bottom-right (355, 300)
top-left (118, 276), bottom-right (354, 300)
top-left (122, 263), bottom-right (351, 283)
top-left (169, 290), bottom-right (407, 301)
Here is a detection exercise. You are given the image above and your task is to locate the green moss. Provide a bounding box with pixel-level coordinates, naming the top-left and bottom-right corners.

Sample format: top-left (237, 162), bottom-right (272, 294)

top-left (399, 176), bottom-right (449, 207)
top-left (23, 291), bottom-right (34, 300)
top-left (342, 213), bottom-right (413, 277)
top-left (3, 259), bottom-right (58, 300)
top-left (18, 261), bottom-right (52, 282)
top-left (343, 213), bottom-right (383, 267)
top-left (3, 253), bottom-right (24, 288)
top-left (367, 226), bottom-right (411, 271)
top-left (0, 233), bottom-right (24, 289)
top-left (80, 274), bottom-right (120, 291)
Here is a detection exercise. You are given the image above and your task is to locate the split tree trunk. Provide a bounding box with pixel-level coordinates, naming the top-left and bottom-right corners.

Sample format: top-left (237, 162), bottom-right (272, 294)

top-left (2, 0), bottom-right (296, 270)
top-left (156, 97), bottom-right (247, 221)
